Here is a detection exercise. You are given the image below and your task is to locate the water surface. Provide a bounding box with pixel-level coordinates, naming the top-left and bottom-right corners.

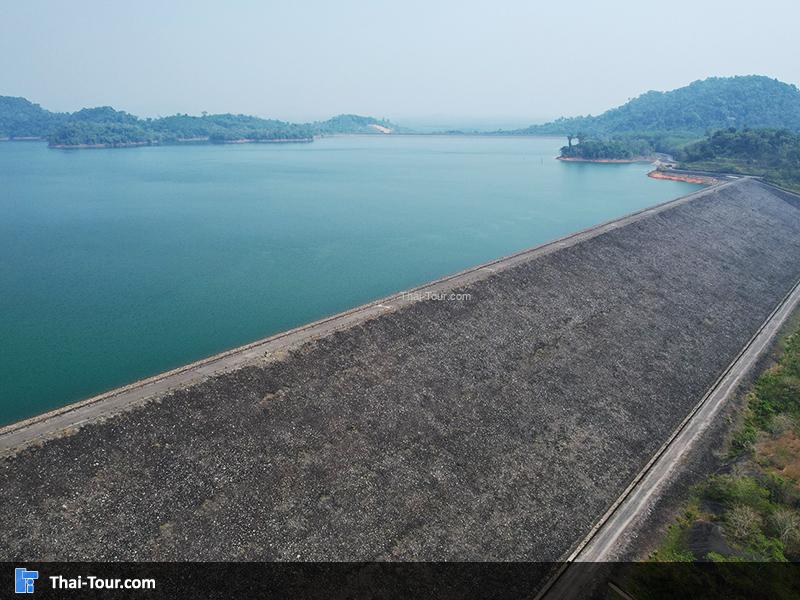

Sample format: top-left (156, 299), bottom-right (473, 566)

top-left (0, 136), bottom-right (700, 424)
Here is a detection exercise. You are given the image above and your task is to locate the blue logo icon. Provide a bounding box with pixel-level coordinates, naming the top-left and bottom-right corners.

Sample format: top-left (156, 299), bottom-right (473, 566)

top-left (15, 568), bottom-right (38, 594)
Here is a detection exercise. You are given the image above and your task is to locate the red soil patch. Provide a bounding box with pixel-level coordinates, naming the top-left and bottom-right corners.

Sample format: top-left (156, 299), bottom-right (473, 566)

top-left (757, 430), bottom-right (800, 482)
top-left (648, 170), bottom-right (719, 185)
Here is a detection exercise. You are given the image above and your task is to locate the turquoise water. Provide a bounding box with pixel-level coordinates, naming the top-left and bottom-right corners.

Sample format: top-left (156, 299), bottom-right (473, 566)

top-left (0, 136), bottom-right (701, 425)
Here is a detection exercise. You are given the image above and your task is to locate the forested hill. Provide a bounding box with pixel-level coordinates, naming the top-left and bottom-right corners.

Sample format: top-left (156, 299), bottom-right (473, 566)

top-left (0, 96), bottom-right (62, 138)
top-left (314, 114), bottom-right (400, 134)
top-left (679, 128), bottom-right (800, 192)
top-left (0, 96), bottom-right (400, 147)
top-left (517, 76), bottom-right (800, 136)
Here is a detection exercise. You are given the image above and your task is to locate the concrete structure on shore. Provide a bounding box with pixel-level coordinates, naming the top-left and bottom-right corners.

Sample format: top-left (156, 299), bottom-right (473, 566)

top-left (1, 179), bottom-right (800, 562)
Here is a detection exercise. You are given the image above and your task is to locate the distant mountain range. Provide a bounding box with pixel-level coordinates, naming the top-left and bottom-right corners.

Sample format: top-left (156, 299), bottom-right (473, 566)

top-left (513, 76), bottom-right (800, 136)
top-left (0, 96), bottom-right (403, 147)
top-left (4, 76), bottom-right (800, 148)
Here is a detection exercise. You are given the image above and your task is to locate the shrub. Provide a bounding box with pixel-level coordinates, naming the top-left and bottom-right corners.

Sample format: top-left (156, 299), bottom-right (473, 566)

top-left (704, 475), bottom-right (771, 512)
top-left (763, 473), bottom-right (798, 506)
top-left (730, 422), bottom-right (758, 457)
top-left (767, 414), bottom-right (796, 437)
top-left (768, 508), bottom-right (800, 547)
top-left (725, 504), bottom-right (763, 542)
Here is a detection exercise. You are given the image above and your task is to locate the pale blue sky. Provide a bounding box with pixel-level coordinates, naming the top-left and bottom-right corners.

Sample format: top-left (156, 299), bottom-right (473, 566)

top-left (1, 0), bottom-right (798, 126)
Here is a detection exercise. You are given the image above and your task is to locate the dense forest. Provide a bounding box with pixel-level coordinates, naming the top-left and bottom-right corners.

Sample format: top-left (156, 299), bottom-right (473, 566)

top-left (679, 128), bottom-right (800, 192)
top-left (559, 135), bottom-right (658, 160)
top-left (559, 128), bottom-right (800, 192)
top-left (520, 76), bottom-right (800, 136)
top-left (551, 76), bottom-right (800, 180)
top-left (0, 96), bottom-right (398, 147)
top-left (47, 110), bottom-right (319, 146)
top-left (0, 96), bottom-right (62, 138)
top-left (558, 130), bottom-right (699, 160)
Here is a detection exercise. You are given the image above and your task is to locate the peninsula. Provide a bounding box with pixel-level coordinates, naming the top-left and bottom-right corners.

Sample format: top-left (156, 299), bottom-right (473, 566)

top-left (527, 76), bottom-right (800, 193)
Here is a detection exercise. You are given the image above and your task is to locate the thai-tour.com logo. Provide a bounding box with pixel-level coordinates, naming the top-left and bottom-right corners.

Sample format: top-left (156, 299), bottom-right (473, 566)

top-left (15, 568), bottom-right (38, 594)
top-left (14, 566), bottom-right (156, 593)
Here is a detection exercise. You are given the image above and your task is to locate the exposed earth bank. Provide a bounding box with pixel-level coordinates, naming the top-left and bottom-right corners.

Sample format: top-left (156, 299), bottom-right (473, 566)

top-left (648, 169), bottom-right (722, 185)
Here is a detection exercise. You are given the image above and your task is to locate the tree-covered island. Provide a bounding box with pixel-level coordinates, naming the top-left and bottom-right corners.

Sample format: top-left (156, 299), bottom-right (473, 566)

top-left (0, 96), bottom-right (399, 148)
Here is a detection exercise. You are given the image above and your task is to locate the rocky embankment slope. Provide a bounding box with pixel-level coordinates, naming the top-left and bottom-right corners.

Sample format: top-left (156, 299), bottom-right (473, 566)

top-left (2, 179), bottom-right (800, 561)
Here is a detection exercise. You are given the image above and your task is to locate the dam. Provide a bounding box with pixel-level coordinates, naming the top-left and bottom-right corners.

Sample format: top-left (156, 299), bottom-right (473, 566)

top-left (1, 178), bottom-right (800, 561)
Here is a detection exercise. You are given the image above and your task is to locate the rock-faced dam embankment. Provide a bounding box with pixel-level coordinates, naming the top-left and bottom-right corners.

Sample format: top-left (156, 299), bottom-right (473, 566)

top-left (2, 179), bottom-right (800, 561)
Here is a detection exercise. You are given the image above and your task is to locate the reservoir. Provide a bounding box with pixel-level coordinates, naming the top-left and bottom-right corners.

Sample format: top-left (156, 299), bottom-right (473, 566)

top-left (0, 135), bottom-right (700, 425)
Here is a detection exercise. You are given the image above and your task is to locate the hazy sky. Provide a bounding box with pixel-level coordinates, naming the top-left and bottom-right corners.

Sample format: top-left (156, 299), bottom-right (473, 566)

top-left (2, 0), bottom-right (798, 126)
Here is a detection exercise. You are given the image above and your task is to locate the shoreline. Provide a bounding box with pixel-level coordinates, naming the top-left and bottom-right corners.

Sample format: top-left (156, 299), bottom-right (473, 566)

top-left (556, 152), bottom-right (725, 186)
top-left (647, 169), bottom-right (721, 185)
top-left (556, 155), bottom-right (656, 164)
top-left (49, 141), bottom-right (152, 149)
top-left (49, 137), bottom-right (315, 149)
top-left (0, 136), bottom-right (45, 142)
top-left (5, 132), bottom-right (584, 150)
top-left (216, 137), bottom-right (314, 145)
